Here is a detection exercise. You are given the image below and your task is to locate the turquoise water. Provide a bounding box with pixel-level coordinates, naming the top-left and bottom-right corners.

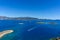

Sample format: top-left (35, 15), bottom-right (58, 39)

top-left (0, 20), bottom-right (60, 40)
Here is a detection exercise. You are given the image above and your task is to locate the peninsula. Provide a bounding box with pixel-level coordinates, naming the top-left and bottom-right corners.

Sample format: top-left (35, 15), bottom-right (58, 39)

top-left (0, 30), bottom-right (14, 38)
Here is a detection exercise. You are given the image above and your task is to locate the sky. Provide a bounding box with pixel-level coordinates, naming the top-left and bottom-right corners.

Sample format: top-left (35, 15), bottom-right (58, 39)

top-left (0, 0), bottom-right (60, 19)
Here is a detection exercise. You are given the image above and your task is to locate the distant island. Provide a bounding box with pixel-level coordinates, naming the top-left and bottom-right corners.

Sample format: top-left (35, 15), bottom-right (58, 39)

top-left (0, 16), bottom-right (39, 20)
top-left (0, 16), bottom-right (59, 20)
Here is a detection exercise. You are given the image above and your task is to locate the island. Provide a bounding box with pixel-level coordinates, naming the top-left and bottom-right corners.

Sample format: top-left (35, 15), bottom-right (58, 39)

top-left (0, 16), bottom-right (38, 20)
top-left (50, 37), bottom-right (60, 40)
top-left (0, 16), bottom-right (58, 21)
top-left (0, 30), bottom-right (14, 38)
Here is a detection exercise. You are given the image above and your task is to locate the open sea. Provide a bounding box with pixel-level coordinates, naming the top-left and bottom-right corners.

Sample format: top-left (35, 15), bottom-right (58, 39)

top-left (0, 20), bottom-right (60, 40)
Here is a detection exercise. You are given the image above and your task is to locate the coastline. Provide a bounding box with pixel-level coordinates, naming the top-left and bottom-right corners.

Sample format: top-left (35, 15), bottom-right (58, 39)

top-left (0, 30), bottom-right (14, 38)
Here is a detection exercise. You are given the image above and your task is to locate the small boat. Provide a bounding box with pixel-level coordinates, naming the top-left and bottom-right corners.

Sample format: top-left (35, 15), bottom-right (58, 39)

top-left (19, 23), bottom-right (24, 24)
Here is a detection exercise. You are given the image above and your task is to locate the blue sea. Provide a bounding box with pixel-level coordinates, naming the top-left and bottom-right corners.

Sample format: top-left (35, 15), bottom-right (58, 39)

top-left (0, 20), bottom-right (60, 40)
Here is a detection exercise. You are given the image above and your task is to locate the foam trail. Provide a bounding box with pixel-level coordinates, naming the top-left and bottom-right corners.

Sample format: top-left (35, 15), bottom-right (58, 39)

top-left (27, 27), bottom-right (37, 31)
